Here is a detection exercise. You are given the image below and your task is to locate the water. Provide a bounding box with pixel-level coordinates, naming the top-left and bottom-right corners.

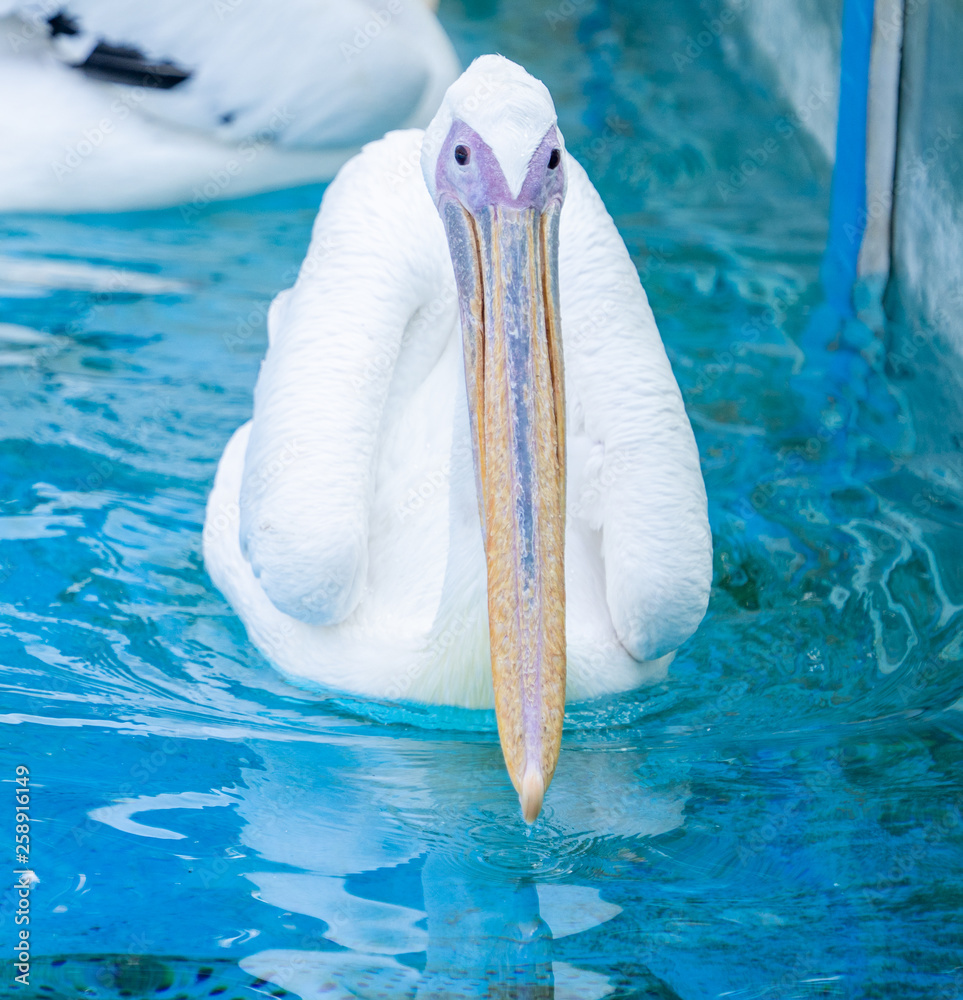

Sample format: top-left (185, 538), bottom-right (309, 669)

top-left (2, 1), bottom-right (962, 997)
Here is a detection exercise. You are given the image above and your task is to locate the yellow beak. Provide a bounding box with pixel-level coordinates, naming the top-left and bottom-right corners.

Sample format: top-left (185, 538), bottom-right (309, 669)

top-left (443, 200), bottom-right (566, 822)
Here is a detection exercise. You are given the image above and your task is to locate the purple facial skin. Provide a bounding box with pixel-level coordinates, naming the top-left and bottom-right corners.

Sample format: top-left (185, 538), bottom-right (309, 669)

top-left (432, 120), bottom-right (565, 216)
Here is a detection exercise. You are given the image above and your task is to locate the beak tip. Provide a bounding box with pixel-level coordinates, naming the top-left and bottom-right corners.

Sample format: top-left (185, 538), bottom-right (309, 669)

top-left (520, 765), bottom-right (545, 824)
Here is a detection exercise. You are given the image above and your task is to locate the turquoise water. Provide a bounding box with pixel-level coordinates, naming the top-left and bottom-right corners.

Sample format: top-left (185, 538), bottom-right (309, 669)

top-left (2, 1), bottom-right (962, 998)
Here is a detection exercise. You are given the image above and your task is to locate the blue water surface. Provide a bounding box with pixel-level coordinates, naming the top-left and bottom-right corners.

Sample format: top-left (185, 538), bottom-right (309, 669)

top-left (1, 1), bottom-right (962, 998)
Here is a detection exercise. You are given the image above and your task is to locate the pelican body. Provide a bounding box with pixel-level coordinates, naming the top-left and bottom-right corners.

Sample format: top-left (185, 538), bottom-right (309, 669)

top-left (205, 56), bottom-right (712, 819)
top-left (0, 0), bottom-right (458, 211)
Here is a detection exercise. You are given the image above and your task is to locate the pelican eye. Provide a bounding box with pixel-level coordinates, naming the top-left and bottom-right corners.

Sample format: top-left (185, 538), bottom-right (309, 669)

top-left (454, 145), bottom-right (471, 166)
top-left (548, 148), bottom-right (561, 170)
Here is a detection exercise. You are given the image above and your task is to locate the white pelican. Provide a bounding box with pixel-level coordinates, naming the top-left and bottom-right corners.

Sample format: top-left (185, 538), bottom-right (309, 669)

top-left (205, 55), bottom-right (712, 820)
top-left (0, 0), bottom-right (458, 211)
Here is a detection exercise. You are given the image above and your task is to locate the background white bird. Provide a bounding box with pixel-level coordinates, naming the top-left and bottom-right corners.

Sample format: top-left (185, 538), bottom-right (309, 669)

top-left (205, 55), bottom-right (712, 818)
top-left (0, 0), bottom-right (459, 211)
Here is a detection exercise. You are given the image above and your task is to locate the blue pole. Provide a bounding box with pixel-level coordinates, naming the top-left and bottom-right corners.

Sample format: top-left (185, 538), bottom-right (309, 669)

top-left (820, 0), bottom-right (876, 316)
top-left (794, 0), bottom-right (881, 460)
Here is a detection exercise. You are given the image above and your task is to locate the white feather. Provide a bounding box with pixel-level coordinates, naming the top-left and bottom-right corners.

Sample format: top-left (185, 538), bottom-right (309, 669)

top-left (204, 59), bottom-right (712, 708)
top-left (0, 0), bottom-right (458, 210)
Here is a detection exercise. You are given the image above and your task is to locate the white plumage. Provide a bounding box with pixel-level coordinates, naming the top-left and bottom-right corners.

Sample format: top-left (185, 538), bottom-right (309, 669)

top-left (0, 0), bottom-right (458, 211)
top-left (205, 55), bottom-right (712, 709)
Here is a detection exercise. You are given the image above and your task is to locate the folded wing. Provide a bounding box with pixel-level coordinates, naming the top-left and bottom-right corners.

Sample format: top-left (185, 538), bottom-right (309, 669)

top-left (559, 157), bottom-right (712, 661)
top-left (239, 130), bottom-right (450, 625)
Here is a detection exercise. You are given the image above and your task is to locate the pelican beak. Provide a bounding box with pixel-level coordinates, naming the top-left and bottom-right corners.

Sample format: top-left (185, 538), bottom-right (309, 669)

top-left (442, 198), bottom-right (566, 823)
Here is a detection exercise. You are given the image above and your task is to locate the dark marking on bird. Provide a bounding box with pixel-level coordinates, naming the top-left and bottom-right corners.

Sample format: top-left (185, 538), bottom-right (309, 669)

top-left (74, 40), bottom-right (192, 89)
top-left (47, 11), bottom-right (80, 36)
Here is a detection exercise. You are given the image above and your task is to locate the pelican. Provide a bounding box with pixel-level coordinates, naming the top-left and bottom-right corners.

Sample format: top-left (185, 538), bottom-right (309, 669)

top-left (204, 55), bottom-right (712, 820)
top-left (0, 0), bottom-right (458, 211)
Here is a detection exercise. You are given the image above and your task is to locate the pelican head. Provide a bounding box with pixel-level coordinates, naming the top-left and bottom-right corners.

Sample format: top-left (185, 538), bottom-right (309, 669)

top-left (422, 56), bottom-right (568, 822)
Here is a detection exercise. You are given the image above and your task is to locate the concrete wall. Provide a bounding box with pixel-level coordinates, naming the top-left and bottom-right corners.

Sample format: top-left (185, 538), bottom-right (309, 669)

top-left (889, 0), bottom-right (963, 362)
top-left (736, 0), bottom-right (842, 164)
top-left (731, 0), bottom-right (963, 439)
top-left (883, 0), bottom-right (963, 446)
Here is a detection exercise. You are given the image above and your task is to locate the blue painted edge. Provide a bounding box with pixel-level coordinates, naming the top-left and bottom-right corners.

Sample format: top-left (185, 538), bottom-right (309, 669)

top-left (820, 0), bottom-right (876, 316)
top-left (796, 0), bottom-right (877, 451)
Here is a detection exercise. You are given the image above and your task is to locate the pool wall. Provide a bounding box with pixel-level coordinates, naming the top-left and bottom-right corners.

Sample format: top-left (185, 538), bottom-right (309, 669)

top-left (887, 0), bottom-right (963, 437)
top-left (730, 0), bottom-right (963, 439)
top-left (740, 0), bottom-right (842, 165)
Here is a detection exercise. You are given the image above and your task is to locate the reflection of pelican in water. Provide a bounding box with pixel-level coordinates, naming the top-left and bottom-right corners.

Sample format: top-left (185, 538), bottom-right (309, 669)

top-left (240, 738), bottom-right (687, 998)
top-left (91, 732), bottom-right (689, 997)
top-left (205, 55), bottom-right (711, 822)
